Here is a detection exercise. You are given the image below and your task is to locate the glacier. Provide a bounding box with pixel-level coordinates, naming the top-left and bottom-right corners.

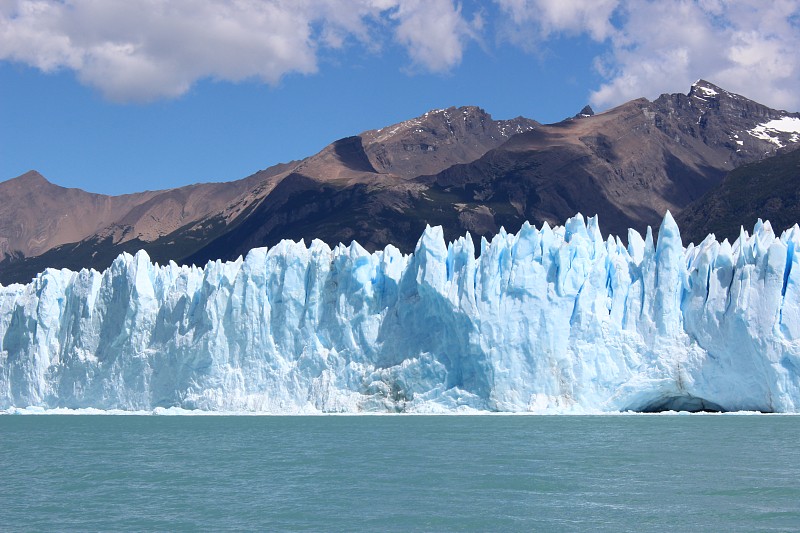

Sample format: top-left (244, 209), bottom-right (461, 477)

top-left (1, 212), bottom-right (800, 413)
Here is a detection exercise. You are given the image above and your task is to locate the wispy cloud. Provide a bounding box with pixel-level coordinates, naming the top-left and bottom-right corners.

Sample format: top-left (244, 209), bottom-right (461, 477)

top-left (495, 0), bottom-right (619, 43)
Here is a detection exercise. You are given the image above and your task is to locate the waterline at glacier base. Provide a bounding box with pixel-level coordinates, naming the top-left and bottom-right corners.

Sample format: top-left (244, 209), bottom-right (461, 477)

top-left (1, 212), bottom-right (799, 413)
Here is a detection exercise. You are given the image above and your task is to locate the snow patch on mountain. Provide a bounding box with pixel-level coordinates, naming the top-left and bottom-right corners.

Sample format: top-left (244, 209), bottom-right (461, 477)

top-left (748, 117), bottom-right (800, 147)
top-left (697, 86), bottom-right (718, 97)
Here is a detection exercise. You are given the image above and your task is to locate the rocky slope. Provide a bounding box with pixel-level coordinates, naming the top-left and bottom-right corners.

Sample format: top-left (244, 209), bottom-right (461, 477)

top-left (0, 166), bottom-right (288, 262)
top-left (360, 106), bottom-right (538, 178)
top-left (181, 81), bottom-right (800, 268)
top-left (677, 147), bottom-right (800, 244)
top-left (412, 80), bottom-right (800, 241)
top-left (1, 81), bottom-right (798, 284)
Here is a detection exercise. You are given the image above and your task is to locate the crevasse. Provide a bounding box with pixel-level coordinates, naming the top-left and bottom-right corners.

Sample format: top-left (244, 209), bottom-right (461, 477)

top-left (1, 212), bottom-right (799, 413)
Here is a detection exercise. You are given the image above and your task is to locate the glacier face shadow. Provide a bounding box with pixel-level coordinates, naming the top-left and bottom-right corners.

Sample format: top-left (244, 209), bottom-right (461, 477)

top-left (1, 212), bottom-right (799, 413)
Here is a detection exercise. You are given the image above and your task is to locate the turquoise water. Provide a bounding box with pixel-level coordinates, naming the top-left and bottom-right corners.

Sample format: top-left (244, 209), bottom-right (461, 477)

top-left (0, 415), bottom-right (799, 532)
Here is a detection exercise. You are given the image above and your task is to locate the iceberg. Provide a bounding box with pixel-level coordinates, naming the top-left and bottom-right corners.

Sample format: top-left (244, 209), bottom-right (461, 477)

top-left (1, 213), bottom-right (799, 413)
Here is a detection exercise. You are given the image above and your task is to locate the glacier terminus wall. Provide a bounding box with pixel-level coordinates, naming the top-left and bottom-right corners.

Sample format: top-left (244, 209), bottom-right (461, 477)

top-left (1, 212), bottom-right (800, 413)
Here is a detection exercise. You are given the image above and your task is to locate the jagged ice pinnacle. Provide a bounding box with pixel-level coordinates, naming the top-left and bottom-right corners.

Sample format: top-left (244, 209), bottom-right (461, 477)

top-left (1, 213), bottom-right (799, 413)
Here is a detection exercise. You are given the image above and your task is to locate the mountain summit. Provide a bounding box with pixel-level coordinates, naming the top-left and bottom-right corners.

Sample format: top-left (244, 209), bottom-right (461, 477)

top-left (361, 106), bottom-right (538, 178)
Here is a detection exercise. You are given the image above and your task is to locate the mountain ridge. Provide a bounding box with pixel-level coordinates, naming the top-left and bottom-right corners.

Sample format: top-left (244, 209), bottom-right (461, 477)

top-left (2, 82), bottom-right (798, 284)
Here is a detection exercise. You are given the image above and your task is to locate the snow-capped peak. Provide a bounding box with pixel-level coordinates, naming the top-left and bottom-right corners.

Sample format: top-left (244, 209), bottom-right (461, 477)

top-left (690, 79), bottom-right (723, 100)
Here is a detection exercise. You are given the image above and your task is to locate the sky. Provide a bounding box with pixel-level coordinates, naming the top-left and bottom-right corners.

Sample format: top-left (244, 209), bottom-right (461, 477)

top-left (1, 0), bottom-right (799, 195)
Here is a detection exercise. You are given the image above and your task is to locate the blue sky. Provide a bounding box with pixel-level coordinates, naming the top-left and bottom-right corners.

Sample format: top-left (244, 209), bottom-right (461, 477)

top-left (2, 0), bottom-right (799, 195)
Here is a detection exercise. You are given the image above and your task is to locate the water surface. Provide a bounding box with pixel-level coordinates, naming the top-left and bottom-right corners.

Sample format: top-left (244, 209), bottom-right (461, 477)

top-left (1, 415), bottom-right (798, 531)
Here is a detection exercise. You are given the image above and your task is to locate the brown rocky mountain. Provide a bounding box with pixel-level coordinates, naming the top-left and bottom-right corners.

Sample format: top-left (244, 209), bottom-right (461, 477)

top-left (1, 81), bottom-right (797, 284)
top-left (676, 147), bottom-right (800, 245)
top-left (0, 107), bottom-right (538, 283)
top-left (361, 106), bottom-right (538, 178)
top-left (407, 80), bottom-right (800, 240)
top-left (0, 165), bottom-right (289, 261)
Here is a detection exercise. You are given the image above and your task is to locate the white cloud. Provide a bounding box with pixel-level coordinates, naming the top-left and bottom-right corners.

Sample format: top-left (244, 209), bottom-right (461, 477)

top-left (392, 0), bottom-right (480, 73)
top-left (2, 0), bottom-right (799, 110)
top-left (0, 0), bottom-right (477, 102)
top-left (495, 0), bottom-right (620, 45)
top-left (590, 0), bottom-right (800, 111)
top-left (494, 0), bottom-right (800, 111)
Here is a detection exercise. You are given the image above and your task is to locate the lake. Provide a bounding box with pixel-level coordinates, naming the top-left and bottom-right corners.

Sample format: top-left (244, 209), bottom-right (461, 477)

top-left (0, 414), bottom-right (798, 531)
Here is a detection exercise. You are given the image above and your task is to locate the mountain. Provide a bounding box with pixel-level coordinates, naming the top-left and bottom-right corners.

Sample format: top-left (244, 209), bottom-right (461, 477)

top-left (410, 80), bottom-right (800, 241)
top-left (0, 164), bottom-right (289, 263)
top-left (360, 106), bottom-right (538, 178)
top-left (183, 80), bottom-right (798, 262)
top-left (1, 80), bottom-right (798, 284)
top-left (677, 147), bottom-right (800, 245)
top-left (2, 214), bottom-right (799, 412)
top-left (0, 107), bottom-right (537, 284)
top-left (574, 105), bottom-right (595, 118)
